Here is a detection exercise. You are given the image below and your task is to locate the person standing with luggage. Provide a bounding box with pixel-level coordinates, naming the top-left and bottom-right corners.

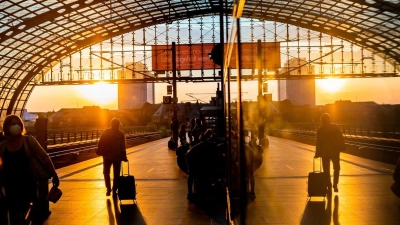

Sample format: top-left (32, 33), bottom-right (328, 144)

top-left (314, 113), bottom-right (346, 193)
top-left (97, 118), bottom-right (128, 197)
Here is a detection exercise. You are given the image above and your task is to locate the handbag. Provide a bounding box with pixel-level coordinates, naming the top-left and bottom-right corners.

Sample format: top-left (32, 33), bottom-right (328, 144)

top-left (24, 137), bottom-right (51, 180)
top-left (47, 185), bottom-right (62, 203)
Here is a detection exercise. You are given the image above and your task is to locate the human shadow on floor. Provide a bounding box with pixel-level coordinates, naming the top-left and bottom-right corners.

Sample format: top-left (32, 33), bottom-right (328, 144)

top-left (106, 198), bottom-right (147, 225)
top-left (300, 195), bottom-right (333, 225)
top-left (300, 194), bottom-right (340, 225)
top-left (189, 180), bottom-right (228, 224)
top-left (333, 196), bottom-right (340, 225)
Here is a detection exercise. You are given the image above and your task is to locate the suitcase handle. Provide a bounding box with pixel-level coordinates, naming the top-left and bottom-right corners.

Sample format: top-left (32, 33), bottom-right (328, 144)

top-left (121, 160), bottom-right (130, 176)
top-left (313, 157), bottom-right (322, 172)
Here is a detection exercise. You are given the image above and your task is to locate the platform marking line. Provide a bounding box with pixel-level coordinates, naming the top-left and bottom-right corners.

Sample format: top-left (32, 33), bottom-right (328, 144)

top-left (270, 138), bottom-right (393, 174)
top-left (59, 140), bottom-right (166, 179)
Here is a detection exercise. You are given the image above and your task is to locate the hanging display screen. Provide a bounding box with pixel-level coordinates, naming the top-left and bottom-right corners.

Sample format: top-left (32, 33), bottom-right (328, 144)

top-left (151, 42), bottom-right (280, 71)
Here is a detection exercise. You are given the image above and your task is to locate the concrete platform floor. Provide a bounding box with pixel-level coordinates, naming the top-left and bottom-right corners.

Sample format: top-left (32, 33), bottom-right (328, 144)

top-left (41, 136), bottom-right (399, 225)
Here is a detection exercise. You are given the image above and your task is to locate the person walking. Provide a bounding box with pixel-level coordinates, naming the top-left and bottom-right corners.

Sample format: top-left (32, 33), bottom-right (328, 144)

top-left (97, 118), bottom-right (128, 197)
top-left (0, 114), bottom-right (59, 224)
top-left (314, 113), bottom-right (346, 192)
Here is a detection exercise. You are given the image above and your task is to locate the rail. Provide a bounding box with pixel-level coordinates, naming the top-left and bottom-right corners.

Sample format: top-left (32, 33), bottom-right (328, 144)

top-left (40, 126), bottom-right (153, 146)
top-left (285, 123), bottom-right (400, 139)
top-left (271, 129), bottom-right (400, 164)
top-left (48, 132), bottom-right (161, 158)
top-left (274, 129), bottom-right (400, 152)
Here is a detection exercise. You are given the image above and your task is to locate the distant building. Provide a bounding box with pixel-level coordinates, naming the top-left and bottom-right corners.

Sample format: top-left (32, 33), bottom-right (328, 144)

top-left (48, 106), bottom-right (111, 129)
top-left (121, 102), bottom-right (161, 126)
top-left (152, 102), bottom-right (209, 127)
top-left (323, 100), bottom-right (383, 125)
top-left (278, 58), bottom-right (315, 106)
top-left (117, 62), bottom-right (155, 110)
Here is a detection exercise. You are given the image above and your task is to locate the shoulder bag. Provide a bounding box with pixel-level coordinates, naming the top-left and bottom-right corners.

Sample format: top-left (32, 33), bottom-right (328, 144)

top-left (24, 136), bottom-right (52, 180)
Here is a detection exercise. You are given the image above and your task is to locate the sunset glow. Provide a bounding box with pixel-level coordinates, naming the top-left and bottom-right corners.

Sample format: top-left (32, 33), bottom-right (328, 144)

top-left (76, 82), bottom-right (117, 105)
top-left (316, 79), bottom-right (346, 93)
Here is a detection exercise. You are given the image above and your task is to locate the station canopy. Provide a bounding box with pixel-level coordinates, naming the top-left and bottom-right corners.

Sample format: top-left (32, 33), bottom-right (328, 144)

top-left (0, 0), bottom-right (400, 116)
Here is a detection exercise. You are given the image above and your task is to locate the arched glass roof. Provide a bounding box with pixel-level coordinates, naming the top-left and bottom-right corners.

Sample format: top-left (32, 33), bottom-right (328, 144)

top-left (0, 0), bottom-right (399, 117)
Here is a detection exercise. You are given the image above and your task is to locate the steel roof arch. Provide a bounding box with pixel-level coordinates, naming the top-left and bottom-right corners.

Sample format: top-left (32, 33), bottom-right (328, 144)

top-left (0, 0), bottom-right (399, 116)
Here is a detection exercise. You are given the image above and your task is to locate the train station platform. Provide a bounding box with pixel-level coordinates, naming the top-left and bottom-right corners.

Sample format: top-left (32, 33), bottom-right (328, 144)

top-left (43, 136), bottom-right (400, 225)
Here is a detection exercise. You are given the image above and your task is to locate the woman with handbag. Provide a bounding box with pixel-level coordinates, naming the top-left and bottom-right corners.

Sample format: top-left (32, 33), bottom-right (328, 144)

top-left (0, 114), bottom-right (59, 225)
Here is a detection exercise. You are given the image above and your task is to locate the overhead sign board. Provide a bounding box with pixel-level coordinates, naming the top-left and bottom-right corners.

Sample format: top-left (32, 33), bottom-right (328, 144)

top-left (152, 42), bottom-right (280, 70)
top-left (167, 85), bottom-right (172, 95)
top-left (163, 96), bottom-right (172, 104)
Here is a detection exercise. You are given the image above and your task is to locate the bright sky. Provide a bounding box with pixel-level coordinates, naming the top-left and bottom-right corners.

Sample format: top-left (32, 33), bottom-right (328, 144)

top-left (25, 77), bottom-right (400, 112)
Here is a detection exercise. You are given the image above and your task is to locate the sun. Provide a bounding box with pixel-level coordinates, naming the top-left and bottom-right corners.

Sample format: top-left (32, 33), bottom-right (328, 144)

top-left (76, 82), bottom-right (117, 105)
top-left (316, 78), bottom-right (346, 93)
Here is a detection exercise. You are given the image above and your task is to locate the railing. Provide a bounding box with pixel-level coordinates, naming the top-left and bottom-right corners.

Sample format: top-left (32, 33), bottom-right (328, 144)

top-left (285, 123), bottom-right (400, 139)
top-left (42, 126), bottom-right (152, 145)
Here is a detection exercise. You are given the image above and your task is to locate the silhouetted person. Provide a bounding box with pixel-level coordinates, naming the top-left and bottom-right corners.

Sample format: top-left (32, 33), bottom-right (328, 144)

top-left (188, 118), bottom-right (196, 144)
top-left (186, 129), bottom-right (224, 200)
top-left (97, 118), bottom-right (128, 197)
top-left (0, 114), bottom-right (59, 224)
top-left (179, 123), bottom-right (187, 144)
top-left (315, 113), bottom-right (346, 192)
top-left (185, 118), bottom-right (191, 141)
top-left (191, 118), bottom-right (205, 146)
top-left (391, 156), bottom-right (400, 208)
top-left (244, 134), bottom-right (256, 198)
top-left (170, 119), bottom-right (179, 145)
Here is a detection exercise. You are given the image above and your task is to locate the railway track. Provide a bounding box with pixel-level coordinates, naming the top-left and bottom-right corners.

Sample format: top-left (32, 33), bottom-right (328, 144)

top-left (48, 132), bottom-right (162, 168)
top-left (271, 129), bottom-right (400, 164)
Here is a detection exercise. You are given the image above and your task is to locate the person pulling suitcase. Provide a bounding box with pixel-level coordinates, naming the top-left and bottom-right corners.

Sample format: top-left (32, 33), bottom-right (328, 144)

top-left (314, 113), bottom-right (346, 193)
top-left (96, 118), bottom-right (128, 197)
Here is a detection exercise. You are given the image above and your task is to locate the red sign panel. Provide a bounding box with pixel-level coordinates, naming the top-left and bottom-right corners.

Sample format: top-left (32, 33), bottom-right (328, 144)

top-left (152, 44), bottom-right (215, 71)
top-left (229, 42), bottom-right (281, 70)
top-left (152, 42), bottom-right (280, 70)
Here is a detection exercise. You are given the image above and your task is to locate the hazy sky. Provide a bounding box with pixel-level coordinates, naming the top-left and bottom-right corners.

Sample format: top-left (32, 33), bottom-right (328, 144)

top-left (25, 77), bottom-right (400, 112)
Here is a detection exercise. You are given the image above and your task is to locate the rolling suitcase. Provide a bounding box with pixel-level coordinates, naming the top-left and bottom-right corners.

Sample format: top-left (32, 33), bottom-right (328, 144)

top-left (118, 161), bottom-right (136, 203)
top-left (307, 157), bottom-right (327, 199)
